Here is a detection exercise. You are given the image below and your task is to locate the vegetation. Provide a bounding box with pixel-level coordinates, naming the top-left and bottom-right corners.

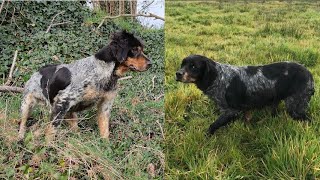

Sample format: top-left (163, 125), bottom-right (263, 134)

top-left (0, 1), bottom-right (164, 179)
top-left (165, 1), bottom-right (320, 179)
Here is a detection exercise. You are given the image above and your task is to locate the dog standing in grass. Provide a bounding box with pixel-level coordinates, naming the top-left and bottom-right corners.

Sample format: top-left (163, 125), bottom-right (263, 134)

top-left (176, 55), bottom-right (314, 135)
top-left (19, 31), bottom-right (151, 141)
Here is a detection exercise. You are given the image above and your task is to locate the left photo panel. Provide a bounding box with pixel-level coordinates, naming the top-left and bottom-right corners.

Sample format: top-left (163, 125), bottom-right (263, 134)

top-left (0, 1), bottom-right (164, 179)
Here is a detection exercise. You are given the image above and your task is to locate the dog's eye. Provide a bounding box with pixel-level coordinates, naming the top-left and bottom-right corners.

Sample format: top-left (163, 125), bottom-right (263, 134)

top-left (131, 47), bottom-right (138, 52)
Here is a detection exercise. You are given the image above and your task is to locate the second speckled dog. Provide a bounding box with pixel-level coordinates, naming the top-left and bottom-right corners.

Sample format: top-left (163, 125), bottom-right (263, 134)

top-left (176, 55), bottom-right (314, 135)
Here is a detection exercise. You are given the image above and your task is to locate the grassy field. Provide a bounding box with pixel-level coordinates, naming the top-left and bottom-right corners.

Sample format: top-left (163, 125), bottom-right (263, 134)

top-left (165, 1), bottom-right (320, 179)
top-left (0, 2), bottom-right (164, 178)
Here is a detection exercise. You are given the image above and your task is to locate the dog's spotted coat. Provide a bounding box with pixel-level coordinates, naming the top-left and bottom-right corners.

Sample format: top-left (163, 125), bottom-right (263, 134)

top-left (176, 55), bottom-right (314, 135)
top-left (19, 31), bottom-right (151, 141)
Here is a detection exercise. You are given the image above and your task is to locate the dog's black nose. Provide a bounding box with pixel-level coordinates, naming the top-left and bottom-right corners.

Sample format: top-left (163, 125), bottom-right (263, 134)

top-left (147, 61), bottom-right (152, 68)
top-left (176, 71), bottom-right (183, 80)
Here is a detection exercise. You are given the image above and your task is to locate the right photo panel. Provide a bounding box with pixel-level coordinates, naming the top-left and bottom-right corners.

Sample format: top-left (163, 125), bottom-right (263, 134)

top-left (165, 1), bottom-right (320, 179)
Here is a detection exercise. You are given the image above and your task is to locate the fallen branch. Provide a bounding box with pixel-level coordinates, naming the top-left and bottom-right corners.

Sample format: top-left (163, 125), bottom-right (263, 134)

top-left (118, 76), bottom-right (132, 81)
top-left (46, 11), bottom-right (71, 33)
top-left (5, 50), bottom-right (18, 85)
top-left (97, 13), bottom-right (165, 29)
top-left (0, 86), bottom-right (24, 93)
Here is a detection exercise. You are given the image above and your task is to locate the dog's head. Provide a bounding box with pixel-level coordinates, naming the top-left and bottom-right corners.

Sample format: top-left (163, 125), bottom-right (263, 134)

top-left (95, 30), bottom-right (151, 75)
top-left (176, 55), bottom-right (217, 90)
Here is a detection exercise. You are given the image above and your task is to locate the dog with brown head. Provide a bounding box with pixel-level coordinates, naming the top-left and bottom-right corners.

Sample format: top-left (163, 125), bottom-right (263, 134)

top-left (18, 30), bottom-right (153, 142)
top-left (95, 30), bottom-right (152, 76)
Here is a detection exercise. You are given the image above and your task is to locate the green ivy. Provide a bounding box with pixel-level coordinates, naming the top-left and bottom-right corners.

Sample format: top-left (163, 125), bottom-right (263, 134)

top-left (0, 1), bottom-right (163, 87)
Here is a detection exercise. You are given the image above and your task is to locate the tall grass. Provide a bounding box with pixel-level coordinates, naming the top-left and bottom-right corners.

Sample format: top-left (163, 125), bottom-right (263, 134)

top-left (165, 1), bottom-right (320, 179)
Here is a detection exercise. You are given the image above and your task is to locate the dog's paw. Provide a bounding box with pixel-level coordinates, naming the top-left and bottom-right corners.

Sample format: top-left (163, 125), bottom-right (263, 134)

top-left (206, 126), bottom-right (216, 137)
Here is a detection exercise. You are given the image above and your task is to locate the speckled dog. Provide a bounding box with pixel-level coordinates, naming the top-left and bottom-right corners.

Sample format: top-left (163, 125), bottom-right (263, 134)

top-left (176, 55), bottom-right (314, 135)
top-left (19, 31), bottom-right (151, 141)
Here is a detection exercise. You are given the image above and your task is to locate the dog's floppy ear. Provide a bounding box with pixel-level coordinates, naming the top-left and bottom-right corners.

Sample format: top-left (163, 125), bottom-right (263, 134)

top-left (196, 58), bottom-right (217, 91)
top-left (110, 30), bottom-right (132, 63)
top-left (111, 42), bottom-right (130, 63)
top-left (205, 59), bottom-right (217, 82)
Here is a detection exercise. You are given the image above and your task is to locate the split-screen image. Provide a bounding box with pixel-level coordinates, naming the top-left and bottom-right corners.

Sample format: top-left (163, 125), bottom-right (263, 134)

top-left (0, 0), bottom-right (319, 179)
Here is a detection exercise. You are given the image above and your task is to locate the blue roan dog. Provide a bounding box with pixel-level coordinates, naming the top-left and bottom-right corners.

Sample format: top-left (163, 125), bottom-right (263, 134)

top-left (18, 31), bottom-right (151, 141)
top-left (176, 55), bottom-right (314, 135)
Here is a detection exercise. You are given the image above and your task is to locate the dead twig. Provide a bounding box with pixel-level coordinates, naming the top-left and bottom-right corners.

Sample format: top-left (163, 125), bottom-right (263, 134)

top-left (5, 50), bottom-right (18, 85)
top-left (0, 0), bottom-right (9, 25)
top-left (139, 0), bottom-right (155, 14)
top-left (46, 11), bottom-right (71, 33)
top-left (118, 76), bottom-right (132, 81)
top-left (0, 86), bottom-right (24, 93)
top-left (97, 13), bottom-right (165, 29)
top-left (151, 76), bottom-right (156, 90)
top-left (156, 120), bottom-right (165, 140)
top-left (0, 0), bottom-right (5, 14)
top-left (155, 94), bottom-right (164, 101)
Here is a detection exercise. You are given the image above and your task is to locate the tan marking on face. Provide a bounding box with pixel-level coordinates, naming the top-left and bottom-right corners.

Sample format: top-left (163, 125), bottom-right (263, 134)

top-left (83, 86), bottom-right (100, 100)
top-left (125, 54), bottom-right (149, 72)
top-left (115, 64), bottom-right (130, 76)
top-left (182, 72), bottom-right (196, 83)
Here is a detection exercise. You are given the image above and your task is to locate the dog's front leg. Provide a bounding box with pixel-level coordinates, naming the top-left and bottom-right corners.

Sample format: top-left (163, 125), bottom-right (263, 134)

top-left (97, 91), bottom-right (117, 139)
top-left (208, 110), bottom-right (240, 135)
top-left (46, 100), bottom-right (70, 143)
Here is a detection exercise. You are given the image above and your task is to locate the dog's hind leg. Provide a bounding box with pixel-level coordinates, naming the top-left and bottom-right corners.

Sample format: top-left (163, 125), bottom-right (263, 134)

top-left (18, 93), bottom-right (36, 140)
top-left (208, 110), bottom-right (240, 135)
top-left (46, 99), bottom-right (70, 142)
top-left (271, 102), bottom-right (280, 117)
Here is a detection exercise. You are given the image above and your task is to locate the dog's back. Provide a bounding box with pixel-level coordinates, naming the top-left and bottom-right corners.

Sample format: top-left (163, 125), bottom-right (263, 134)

top-left (22, 56), bottom-right (115, 106)
top-left (207, 61), bottom-right (314, 111)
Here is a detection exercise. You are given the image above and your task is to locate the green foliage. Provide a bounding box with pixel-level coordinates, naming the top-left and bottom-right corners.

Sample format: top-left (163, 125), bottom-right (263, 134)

top-left (165, 1), bottom-right (320, 179)
top-left (0, 1), bottom-right (164, 179)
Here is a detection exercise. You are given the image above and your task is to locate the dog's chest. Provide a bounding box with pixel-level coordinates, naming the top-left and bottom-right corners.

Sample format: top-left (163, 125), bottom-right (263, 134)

top-left (82, 84), bottom-right (113, 101)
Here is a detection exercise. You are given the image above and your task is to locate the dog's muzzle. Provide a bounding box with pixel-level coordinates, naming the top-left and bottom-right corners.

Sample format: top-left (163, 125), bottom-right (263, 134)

top-left (176, 70), bottom-right (184, 81)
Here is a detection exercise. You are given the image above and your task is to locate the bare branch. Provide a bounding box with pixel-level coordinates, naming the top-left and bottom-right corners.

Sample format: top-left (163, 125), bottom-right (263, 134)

top-left (46, 11), bottom-right (66, 33)
top-left (139, 0), bottom-right (155, 14)
top-left (51, 21), bottom-right (72, 27)
top-left (156, 120), bottom-right (165, 140)
top-left (0, 0), bottom-right (5, 14)
top-left (5, 50), bottom-right (18, 85)
top-left (97, 13), bottom-right (165, 29)
top-left (0, 0), bottom-right (9, 25)
top-left (0, 86), bottom-right (24, 93)
top-left (118, 76), bottom-right (132, 81)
